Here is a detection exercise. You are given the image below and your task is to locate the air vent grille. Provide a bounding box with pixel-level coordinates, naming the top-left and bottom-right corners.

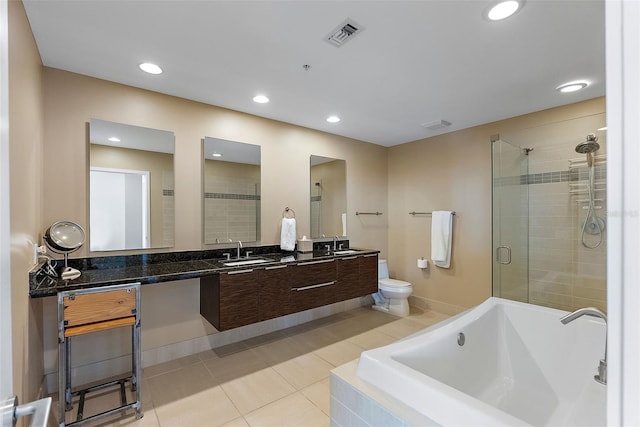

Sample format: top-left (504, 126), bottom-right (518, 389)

top-left (421, 120), bottom-right (452, 131)
top-left (326, 19), bottom-right (363, 47)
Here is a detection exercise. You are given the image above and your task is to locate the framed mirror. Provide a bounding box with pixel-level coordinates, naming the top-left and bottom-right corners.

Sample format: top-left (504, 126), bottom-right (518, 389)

top-left (203, 137), bottom-right (261, 244)
top-left (310, 155), bottom-right (347, 239)
top-left (89, 119), bottom-right (175, 251)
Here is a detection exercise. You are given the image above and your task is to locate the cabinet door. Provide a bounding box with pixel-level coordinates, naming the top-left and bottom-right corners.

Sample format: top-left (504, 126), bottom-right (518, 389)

top-left (259, 265), bottom-right (292, 321)
top-left (290, 259), bottom-right (336, 312)
top-left (359, 253), bottom-right (379, 295)
top-left (335, 256), bottom-right (361, 301)
top-left (219, 269), bottom-right (260, 330)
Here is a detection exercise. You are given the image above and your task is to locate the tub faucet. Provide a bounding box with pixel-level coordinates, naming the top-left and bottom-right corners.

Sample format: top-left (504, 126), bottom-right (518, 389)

top-left (560, 307), bottom-right (607, 385)
top-left (236, 240), bottom-right (243, 259)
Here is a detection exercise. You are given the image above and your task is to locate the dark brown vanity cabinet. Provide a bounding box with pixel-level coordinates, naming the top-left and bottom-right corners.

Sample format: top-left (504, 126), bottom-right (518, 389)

top-left (289, 259), bottom-right (336, 313)
top-left (258, 265), bottom-right (292, 321)
top-left (336, 253), bottom-right (379, 301)
top-left (200, 253), bottom-right (379, 331)
top-left (200, 269), bottom-right (260, 331)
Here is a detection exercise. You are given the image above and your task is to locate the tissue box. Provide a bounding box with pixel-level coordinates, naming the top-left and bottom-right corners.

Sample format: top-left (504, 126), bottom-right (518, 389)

top-left (296, 239), bottom-right (313, 253)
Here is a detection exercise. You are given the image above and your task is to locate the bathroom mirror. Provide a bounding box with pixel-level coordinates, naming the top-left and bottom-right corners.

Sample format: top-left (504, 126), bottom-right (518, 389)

top-left (89, 119), bottom-right (175, 251)
top-left (310, 155), bottom-right (347, 239)
top-left (203, 137), bottom-right (261, 244)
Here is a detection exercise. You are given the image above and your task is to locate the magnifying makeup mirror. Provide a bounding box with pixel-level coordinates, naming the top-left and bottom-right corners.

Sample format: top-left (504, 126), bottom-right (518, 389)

top-left (43, 220), bottom-right (86, 280)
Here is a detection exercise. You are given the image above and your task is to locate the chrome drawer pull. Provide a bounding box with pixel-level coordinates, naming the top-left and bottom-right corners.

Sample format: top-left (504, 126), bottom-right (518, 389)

top-left (293, 281), bottom-right (335, 291)
top-left (227, 269), bottom-right (254, 275)
top-left (265, 265), bottom-right (288, 270)
top-left (297, 259), bottom-right (334, 266)
top-left (363, 253), bottom-right (378, 258)
top-left (339, 256), bottom-right (358, 260)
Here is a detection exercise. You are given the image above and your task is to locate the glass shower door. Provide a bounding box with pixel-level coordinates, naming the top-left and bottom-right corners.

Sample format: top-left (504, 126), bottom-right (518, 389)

top-left (492, 138), bottom-right (529, 302)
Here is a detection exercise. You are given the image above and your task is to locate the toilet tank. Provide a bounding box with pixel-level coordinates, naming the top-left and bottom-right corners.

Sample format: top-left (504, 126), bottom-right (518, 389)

top-left (378, 259), bottom-right (389, 280)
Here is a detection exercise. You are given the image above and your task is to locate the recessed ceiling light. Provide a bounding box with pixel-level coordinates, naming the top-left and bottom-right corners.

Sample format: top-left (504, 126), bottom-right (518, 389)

top-left (556, 81), bottom-right (589, 93)
top-left (212, 153), bottom-right (222, 157)
top-left (326, 116), bottom-right (341, 123)
top-left (139, 62), bottom-right (163, 75)
top-left (253, 95), bottom-right (269, 104)
top-left (486, 0), bottom-right (522, 21)
top-left (107, 137), bottom-right (121, 142)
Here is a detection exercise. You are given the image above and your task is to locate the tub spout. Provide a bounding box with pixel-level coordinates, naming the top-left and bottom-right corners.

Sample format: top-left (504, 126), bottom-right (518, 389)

top-left (560, 307), bottom-right (607, 385)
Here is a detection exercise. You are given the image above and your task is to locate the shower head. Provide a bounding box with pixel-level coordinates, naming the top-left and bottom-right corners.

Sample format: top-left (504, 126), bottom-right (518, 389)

top-left (575, 134), bottom-right (600, 154)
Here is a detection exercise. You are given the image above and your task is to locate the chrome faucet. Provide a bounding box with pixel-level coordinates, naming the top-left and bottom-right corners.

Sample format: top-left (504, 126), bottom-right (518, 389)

top-left (333, 236), bottom-right (339, 251)
top-left (236, 240), bottom-right (243, 259)
top-left (560, 307), bottom-right (607, 385)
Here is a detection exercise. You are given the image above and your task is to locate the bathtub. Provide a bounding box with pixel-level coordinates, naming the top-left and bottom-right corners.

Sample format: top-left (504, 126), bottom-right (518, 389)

top-left (356, 297), bottom-right (606, 426)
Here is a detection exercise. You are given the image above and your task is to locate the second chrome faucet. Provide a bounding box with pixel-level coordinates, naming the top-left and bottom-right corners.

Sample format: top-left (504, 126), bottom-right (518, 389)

top-left (560, 307), bottom-right (607, 385)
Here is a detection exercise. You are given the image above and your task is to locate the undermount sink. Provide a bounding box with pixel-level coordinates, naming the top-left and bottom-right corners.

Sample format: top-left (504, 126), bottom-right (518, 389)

top-left (332, 250), bottom-right (358, 255)
top-left (223, 258), bottom-right (271, 267)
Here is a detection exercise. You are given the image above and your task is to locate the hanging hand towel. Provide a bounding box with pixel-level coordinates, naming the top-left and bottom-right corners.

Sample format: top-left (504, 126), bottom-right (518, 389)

top-left (280, 217), bottom-right (297, 251)
top-left (431, 211), bottom-right (453, 268)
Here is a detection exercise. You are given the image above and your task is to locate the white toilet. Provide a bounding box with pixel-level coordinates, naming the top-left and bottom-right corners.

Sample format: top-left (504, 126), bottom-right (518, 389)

top-left (372, 259), bottom-right (413, 317)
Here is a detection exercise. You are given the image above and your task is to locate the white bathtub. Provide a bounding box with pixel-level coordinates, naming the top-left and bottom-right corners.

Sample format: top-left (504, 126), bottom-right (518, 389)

top-left (356, 297), bottom-right (606, 426)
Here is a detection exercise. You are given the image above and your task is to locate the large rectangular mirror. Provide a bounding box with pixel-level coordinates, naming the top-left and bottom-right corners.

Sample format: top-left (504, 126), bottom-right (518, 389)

top-left (89, 119), bottom-right (175, 251)
top-left (203, 137), bottom-right (261, 244)
top-left (310, 155), bottom-right (347, 239)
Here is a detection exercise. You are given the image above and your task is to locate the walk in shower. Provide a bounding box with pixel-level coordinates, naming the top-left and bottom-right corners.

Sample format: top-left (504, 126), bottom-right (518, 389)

top-left (492, 113), bottom-right (608, 313)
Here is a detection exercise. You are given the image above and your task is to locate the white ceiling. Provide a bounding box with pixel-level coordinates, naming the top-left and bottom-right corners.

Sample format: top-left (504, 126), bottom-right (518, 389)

top-left (23, 0), bottom-right (605, 147)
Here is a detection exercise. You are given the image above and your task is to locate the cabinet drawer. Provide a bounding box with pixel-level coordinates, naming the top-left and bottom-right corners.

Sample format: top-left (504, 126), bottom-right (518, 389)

top-left (335, 256), bottom-right (361, 301)
top-left (290, 259), bottom-right (336, 287)
top-left (359, 254), bottom-right (379, 295)
top-left (219, 270), bottom-right (260, 330)
top-left (259, 265), bottom-right (292, 321)
top-left (290, 280), bottom-right (335, 312)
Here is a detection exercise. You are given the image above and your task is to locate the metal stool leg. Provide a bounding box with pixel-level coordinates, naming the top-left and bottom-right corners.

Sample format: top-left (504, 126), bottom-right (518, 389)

top-left (65, 339), bottom-right (72, 411)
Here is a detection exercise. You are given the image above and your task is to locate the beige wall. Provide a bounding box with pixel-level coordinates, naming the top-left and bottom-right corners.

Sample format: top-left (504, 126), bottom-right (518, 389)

top-left (388, 97), bottom-right (606, 313)
top-left (42, 68), bottom-right (388, 256)
top-left (8, 0), bottom-right (45, 403)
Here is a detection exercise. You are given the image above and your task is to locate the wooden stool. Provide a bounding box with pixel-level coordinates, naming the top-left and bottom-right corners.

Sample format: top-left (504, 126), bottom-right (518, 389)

top-left (57, 282), bottom-right (142, 426)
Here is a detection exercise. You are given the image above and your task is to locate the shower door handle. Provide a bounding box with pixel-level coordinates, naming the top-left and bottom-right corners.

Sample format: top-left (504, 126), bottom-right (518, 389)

top-left (497, 246), bottom-right (512, 265)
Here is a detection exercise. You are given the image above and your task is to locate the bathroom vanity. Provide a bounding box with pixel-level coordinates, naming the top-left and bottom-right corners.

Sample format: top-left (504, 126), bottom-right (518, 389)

top-left (200, 253), bottom-right (378, 331)
top-left (29, 245), bottom-right (379, 331)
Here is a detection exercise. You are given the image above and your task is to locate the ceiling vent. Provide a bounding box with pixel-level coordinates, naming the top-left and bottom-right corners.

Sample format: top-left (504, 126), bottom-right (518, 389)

top-left (325, 18), bottom-right (363, 47)
top-left (421, 120), bottom-right (452, 131)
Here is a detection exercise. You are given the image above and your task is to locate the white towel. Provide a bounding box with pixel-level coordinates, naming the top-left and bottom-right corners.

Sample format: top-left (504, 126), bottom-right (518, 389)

top-left (431, 211), bottom-right (453, 268)
top-left (280, 217), bottom-right (297, 251)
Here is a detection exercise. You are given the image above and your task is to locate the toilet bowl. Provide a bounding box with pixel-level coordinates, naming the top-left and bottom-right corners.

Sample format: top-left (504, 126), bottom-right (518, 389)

top-left (372, 260), bottom-right (413, 317)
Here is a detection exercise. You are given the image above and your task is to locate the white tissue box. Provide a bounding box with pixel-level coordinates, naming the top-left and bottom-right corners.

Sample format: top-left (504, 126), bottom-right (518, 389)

top-left (296, 239), bottom-right (313, 253)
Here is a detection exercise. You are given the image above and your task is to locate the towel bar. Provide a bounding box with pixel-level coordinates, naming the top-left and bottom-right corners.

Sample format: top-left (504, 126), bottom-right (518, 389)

top-left (409, 211), bottom-right (456, 216)
top-left (355, 211), bottom-right (383, 216)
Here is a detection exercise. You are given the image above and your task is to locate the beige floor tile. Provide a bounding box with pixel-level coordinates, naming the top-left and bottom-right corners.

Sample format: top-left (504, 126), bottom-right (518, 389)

top-left (203, 348), bottom-right (269, 384)
top-left (221, 367), bottom-right (296, 414)
top-left (249, 336), bottom-right (307, 366)
top-left (143, 354), bottom-right (201, 378)
top-left (346, 329), bottom-right (398, 350)
top-left (272, 353), bottom-right (334, 390)
top-left (244, 392), bottom-right (329, 427)
top-left (107, 408), bottom-right (160, 426)
top-left (241, 330), bottom-right (288, 348)
top-left (288, 327), bottom-right (342, 353)
top-left (374, 318), bottom-right (428, 339)
top-left (300, 378), bottom-right (330, 415)
top-left (146, 361), bottom-right (217, 407)
top-left (220, 417), bottom-right (251, 427)
top-left (155, 386), bottom-right (240, 427)
top-left (313, 340), bottom-right (364, 367)
top-left (406, 308), bottom-right (450, 327)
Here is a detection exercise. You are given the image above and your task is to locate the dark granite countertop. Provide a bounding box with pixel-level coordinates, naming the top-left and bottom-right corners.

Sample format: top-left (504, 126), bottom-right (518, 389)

top-left (29, 242), bottom-right (379, 298)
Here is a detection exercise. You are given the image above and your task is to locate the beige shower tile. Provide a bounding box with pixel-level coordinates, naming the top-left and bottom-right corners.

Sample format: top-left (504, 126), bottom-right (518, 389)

top-left (221, 367), bottom-right (296, 414)
top-left (155, 386), bottom-right (240, 427)
top-left (301, 378), bottom-right (330, 415)
top-left (244, 392), bottom-right (329, 427)
top-left (314, 340), bottom-right (364, 367)
top-left (272, 353), bottom-right (334, 390)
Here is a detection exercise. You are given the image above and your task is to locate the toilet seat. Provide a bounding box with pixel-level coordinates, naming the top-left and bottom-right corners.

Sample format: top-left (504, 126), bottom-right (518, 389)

top-left (379, 278), bottom-right (411, 289)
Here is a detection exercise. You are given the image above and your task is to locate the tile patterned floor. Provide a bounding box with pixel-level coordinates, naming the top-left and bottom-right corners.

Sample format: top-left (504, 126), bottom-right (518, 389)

top-left (50, 306), bottom-right (449, 427)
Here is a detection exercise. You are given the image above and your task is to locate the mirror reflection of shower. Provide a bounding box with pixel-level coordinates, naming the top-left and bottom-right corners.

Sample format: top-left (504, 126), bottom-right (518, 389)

top-left (311, 180), bottom-right (323, 238)
top-left (574, 133), bottom-right (605, 249)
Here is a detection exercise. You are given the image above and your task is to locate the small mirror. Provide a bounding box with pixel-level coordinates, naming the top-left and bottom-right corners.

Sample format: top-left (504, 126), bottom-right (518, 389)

top-left (203, 137), bottom-right (261, 244)
top-left (310, 155), bottom-right (347, 239)
top-left (89, 119), bottom-right (175, 251)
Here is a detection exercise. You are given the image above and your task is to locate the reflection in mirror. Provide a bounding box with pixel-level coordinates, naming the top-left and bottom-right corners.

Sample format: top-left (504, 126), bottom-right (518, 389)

top-left (89, 119), bottom-right (175, 251)
top-left (203, 137), bottom-right (261, 244)
top-left (310, 155), bottom-right (347, 239)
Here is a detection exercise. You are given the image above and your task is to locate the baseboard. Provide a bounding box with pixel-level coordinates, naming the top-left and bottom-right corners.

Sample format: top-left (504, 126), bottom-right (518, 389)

top-left (43, 297), bottom-right (368, 395)
top-left (408, 295), bottom-right (466, 316)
